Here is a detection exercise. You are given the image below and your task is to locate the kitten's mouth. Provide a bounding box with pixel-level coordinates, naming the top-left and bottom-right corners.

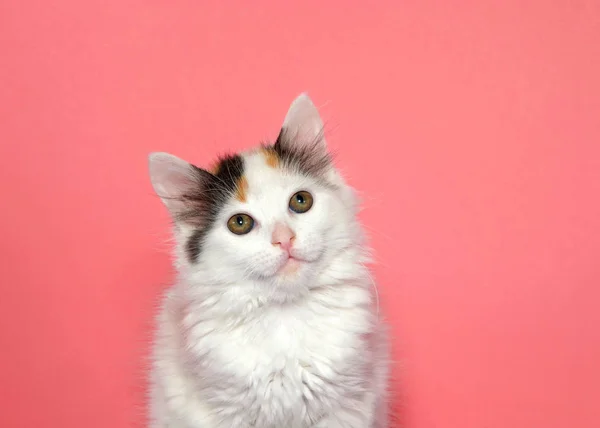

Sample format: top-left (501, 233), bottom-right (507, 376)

top-left (278, 254), bottom-right (304, 275)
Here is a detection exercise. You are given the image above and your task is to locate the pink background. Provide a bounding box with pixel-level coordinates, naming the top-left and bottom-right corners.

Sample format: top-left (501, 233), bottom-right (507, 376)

top-left (1, 1), bottom-right (599, 427)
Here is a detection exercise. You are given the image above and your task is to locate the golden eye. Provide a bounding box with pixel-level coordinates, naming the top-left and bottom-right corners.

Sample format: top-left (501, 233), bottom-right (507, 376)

top-left (227, 214), bottom-right (254, 235)
top-left (289, 191), bottom-right (314, 214)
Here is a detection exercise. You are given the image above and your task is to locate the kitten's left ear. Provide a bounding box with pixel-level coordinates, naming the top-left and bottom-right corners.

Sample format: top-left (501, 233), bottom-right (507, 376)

top-left (279, 92), bottom-right (327, 151)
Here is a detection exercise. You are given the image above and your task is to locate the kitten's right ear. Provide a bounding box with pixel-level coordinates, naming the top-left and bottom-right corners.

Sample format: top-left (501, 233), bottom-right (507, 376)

top-left (280, 93), bottom-right (327, 152)
top-left (148, 152), bottom-right (210, 220)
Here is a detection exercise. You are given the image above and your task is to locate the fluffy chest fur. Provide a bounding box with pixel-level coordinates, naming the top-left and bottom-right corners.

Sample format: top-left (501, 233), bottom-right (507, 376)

top-left (174, 286), bottom-right (376, 428)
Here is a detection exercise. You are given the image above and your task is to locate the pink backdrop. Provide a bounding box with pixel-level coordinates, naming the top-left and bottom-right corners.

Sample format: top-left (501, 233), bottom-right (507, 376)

top-left (1, 1), bottom-right (599, 427)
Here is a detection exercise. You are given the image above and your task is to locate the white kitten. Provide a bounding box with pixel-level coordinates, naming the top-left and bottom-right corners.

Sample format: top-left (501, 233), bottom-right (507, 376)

top-left (147, 93), bottom-right (390, 428)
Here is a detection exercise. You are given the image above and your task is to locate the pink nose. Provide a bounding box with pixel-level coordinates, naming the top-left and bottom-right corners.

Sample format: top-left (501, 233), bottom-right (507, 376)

top-left (271, 222), bottom-right (295, 252)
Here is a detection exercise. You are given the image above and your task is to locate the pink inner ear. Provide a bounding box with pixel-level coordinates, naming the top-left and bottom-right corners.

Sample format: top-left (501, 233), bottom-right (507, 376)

top-left (282, 93), bottom-right (325, 147)
top-left (149, 152), bottom-right (198, 214)
top-left (162, 167), bottom-right (195, 195)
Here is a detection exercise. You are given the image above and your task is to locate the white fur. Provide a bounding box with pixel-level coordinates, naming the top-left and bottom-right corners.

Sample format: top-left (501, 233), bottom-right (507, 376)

top-left (148, 94), bottom-right (390, 427)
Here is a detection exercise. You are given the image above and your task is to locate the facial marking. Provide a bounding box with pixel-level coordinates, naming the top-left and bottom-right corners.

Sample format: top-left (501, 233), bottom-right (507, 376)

top-left (235, 176), bottom-right (249, 202)
top-left (185, 153), bottom-right (245, 262)
top-left (260, 147), bottom-right (280, 168)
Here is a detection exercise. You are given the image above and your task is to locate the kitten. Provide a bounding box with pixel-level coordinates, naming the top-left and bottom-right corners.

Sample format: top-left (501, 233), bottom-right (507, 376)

top-left (147, 93), bottom-right (390, 428)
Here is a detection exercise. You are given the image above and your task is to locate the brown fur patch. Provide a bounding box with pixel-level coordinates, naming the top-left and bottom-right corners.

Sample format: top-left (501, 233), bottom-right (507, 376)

top-left (260, 147), bottom-right (280, 168)
top-left (235, 176), bottom-right (249, 202)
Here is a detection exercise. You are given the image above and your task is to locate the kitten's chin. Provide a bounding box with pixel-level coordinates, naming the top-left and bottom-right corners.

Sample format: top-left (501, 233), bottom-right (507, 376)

top-left (260, 258), bottom-right (316, 303)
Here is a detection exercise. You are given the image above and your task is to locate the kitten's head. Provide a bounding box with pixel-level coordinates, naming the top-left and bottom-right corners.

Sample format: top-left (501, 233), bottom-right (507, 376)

top-left (149, 94), bottom-right (364, 304)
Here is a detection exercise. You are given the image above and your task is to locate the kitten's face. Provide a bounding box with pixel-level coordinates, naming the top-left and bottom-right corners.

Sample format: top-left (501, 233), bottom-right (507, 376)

top-left (149, 94), bottom-right (359, 301)
top-left (202, 149), bottom-right (353, 291)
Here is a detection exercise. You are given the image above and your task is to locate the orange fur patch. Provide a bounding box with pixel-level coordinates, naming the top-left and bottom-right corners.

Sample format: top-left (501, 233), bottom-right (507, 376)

top-left (209, 162), bottom-right (220, 175)
top-left (235, 176), bottom-right (249, 202)
top-left (261, 147), bottom-right (280, 168)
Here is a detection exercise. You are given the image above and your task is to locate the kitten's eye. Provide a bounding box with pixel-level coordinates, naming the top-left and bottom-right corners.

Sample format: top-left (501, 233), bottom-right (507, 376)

top-left (227, 214), bottom-right (254, 235)
top-left (289, 191), bottom-right (314, 214)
